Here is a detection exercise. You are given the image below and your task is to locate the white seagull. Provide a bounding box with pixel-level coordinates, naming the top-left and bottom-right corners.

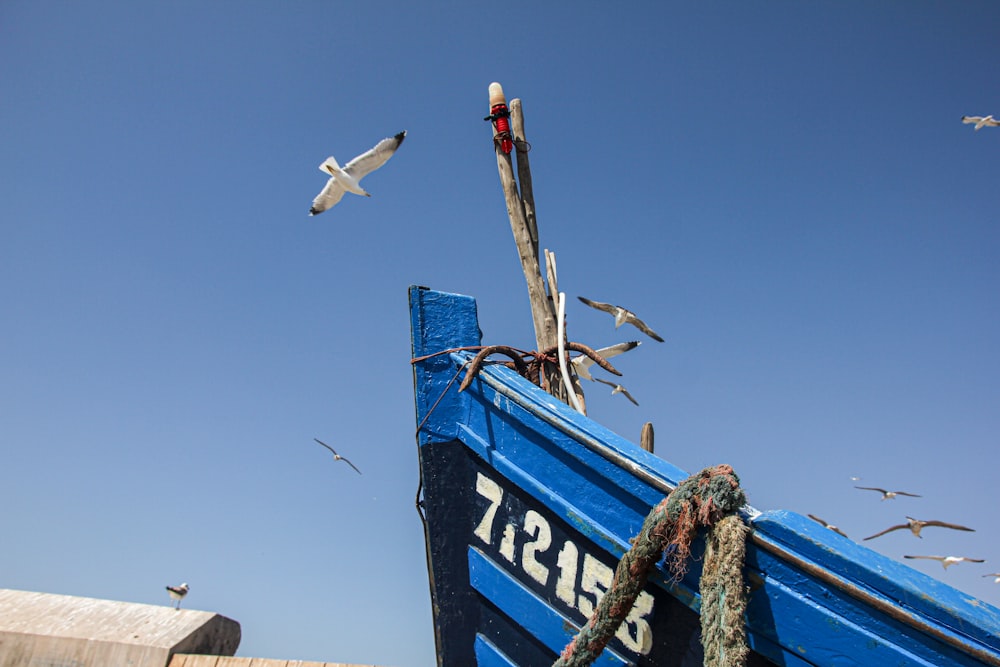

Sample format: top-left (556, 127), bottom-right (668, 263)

top-left (903, 555), bottom-right (985, 570)
top-left (863, 516), bottom-right (975, 541)
top-left (577, 297), bottom-right (664, 342)
top-left (807, 514), bottom-right (848, 538)
top-left (594, 377), bottom-right (639, 406)
top-left (309, 131), bottom-right (406, 215)
top-left (982, 573), bottom-right (1000, 584)
top-left (314, 438), bottom-right (362, 475)
top-left (571, 341), bottom-right (641, 381)
top-left (166, 583), bottom-right (189, 610)
top-left (854, 486), bottom-right (921, 501)
top-left (962, 115), bottom-right (1000, 131)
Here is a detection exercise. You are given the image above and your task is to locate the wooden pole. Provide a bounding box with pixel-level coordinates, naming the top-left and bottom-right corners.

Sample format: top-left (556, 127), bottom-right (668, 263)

top-left (546, 248), bottom-right (587, 412)
top-left (492, 118), bottom-right (556, 350)
top-left (640, 422), bottom-right (655, 453)
top-left (488, 83), bottom-right (584, 408)
top-left (511, 99), bottom-right (538, 265)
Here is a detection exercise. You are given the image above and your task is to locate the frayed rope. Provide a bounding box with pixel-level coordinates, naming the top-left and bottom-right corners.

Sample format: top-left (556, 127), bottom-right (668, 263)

top-left (553, 464), bottom-right (749, 667)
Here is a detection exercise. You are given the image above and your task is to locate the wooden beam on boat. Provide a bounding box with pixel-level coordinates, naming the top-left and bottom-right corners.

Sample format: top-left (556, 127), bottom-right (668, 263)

top-left (489, 84), bottom-right (585, 411)
top-left (511, 98), bottom-right (538, 265)
top-left (491, 95), bottom-right (556, 354)
top-left (640, 422), bottom-right (654, 454)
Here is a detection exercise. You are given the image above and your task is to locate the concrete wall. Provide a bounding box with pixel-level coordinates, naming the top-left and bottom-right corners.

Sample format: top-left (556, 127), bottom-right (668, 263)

top-left (0, 588), bottom-right (240, 667)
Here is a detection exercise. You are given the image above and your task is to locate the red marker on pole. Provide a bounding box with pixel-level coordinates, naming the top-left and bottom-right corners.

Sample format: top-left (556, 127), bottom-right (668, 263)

top-left (485, 82), bottom-right (514, 154)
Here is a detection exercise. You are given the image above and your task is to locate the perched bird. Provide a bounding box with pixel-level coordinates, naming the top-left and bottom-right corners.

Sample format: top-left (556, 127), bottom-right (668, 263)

top-left (854, 486), bottom-right (921, 501)
top-left (166, 583), bottom-right (189, 610)
top-left (863, 517), bottom-right (975, 541)
top-left (962, 115), bottom-right (1000, 131)
top-left (309, 131), bottom-right (406, 215)
top-left (577, 297), bottom-right (664, 342)
top-left (903, 555), bottom-right (985, 570)
top-left (314, 438), bottom-right (362, 474)
top-left (594, 377), bottom-right (639, 406)
top-left (807, 514), bottom-right (849, 538)
top-left (571, 341), bottom-right (641, 381)
top-left (982, 573), bottom-right (1000, 584)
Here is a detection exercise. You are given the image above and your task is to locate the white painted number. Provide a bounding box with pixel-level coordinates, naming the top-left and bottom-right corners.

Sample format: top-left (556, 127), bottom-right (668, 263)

top-left (522, 510), bottom-right (552, 586)
top-left (499, 523), bottom-right (517, 563)
top-left (474, 473), bottom-right (503, 545)
top-left (555, 540), bottom-right (579, 608)
top-left (471, 472), bottom-right (655, 655)
top-left (618, 590), bottom-right (654, 654)
top-left (578, 553), bottom-right (613, 618)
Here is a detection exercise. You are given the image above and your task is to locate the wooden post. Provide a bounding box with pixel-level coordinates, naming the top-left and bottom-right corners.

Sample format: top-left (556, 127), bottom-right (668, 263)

top-left (640, 422), bottom-right (655, 453)
top-left (511, 99), bottom-right (538, 265)
top-left (489, 82), bottom-right (587, 408)
top-left (490, 92), bottom-right (557, 353)
top-left (545, 249), bottom-right (587, 412)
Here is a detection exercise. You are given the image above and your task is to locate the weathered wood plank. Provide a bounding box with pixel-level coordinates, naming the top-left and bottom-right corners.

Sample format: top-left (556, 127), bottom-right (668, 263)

top-left (169, 656), bottom-right (382, 667)
top-left (213, 656), bottom-right (249, 666)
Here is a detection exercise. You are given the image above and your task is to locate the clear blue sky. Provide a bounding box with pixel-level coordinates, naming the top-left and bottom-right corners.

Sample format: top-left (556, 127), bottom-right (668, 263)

top-left (2, 3), bottom-right (998, 665)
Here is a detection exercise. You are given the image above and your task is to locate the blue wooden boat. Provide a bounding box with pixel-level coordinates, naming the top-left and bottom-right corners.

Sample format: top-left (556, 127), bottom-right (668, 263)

top-left (409, 285), bottom-right (1000, 666)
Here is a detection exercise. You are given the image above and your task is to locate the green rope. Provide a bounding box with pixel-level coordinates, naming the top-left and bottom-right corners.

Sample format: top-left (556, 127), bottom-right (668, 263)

top-left (552, 464), bottom-right (749, 667)
top-left (701, 514), bottom-right (750, 667)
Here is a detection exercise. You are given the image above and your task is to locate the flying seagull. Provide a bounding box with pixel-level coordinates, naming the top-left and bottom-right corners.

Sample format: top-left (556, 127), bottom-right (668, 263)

top-left (854, 486), bottom-right (921, 501)
top-left (594, 377), bottom-right (639, 406)
top-left (166, 583), bottom-right (189, 610)
top-left (577, 297), bottom-right (664, 342)
top-left (807, 514), bottom-right (848, 538)
top-left (571, 341), bottom-right (641, 381)
top-left (962, 115), bottom-right (1000, 131)
top-left (309, 131), bottom-right (406, 215)
top-left (903, 555), bottom-right (985, 570)
top-left (314, 438), bottom-right (362, 474)
top-left (982, 573), bottom-right (1000, 584)
top-left (863, 516), bottom-right (975, 541)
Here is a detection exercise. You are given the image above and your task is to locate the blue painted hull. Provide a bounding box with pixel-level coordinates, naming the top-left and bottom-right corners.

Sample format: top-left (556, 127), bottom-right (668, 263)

top-left (410, 286), bottom-right (1000, 667)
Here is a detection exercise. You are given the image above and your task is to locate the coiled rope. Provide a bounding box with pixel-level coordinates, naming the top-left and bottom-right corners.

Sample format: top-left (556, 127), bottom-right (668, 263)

top-left (553, 464), bottom-right (750, 667)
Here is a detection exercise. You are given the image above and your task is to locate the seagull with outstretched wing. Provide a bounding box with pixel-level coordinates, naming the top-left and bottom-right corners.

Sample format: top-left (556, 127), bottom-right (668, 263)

top-left (594, 377), bottom-right (639, 406)
top-left (309, 131), bottom-right (406, 215)
top-left (962, 115), bottom-right (1000, 131)
top-left (314, 438), bottom-right (362, 474)
top-left (904, 555), bottom-right (984, 570)
top-left (863, 516), bottom-right (975, 541)
top-left (571, 341), bottom-right (641, 381)
top-left (577, 297), bottom-right (664, 342)
top-left (855, 486), bottom-right (921, 501)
